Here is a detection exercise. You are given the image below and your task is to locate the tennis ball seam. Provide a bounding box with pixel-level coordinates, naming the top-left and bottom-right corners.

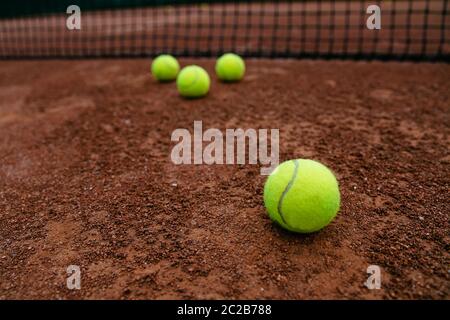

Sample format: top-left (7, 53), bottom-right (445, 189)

top-left (277, 159), bottom-right (299, 226)
top-left (178, 68), bottom-right (199, 90)
top-left (161, 58), bottom-right (178, 74)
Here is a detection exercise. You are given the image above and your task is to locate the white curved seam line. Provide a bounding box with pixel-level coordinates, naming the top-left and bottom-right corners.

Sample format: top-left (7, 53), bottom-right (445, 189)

top-left (277, 159), bottom-right (299, 225)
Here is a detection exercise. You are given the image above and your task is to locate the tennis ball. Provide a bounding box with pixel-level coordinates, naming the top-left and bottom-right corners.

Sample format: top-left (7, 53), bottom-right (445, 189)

top-left (264, 159), bottom-right (340, 233)
top-left (151, 54), bottom-right (180, 81)
top-left (176, 65), bottom-right (210, 98)
top-left (215, 53), bottom-right (245, 82)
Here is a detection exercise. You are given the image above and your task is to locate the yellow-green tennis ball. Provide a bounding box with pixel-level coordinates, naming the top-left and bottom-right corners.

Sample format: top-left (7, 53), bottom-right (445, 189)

top-left (215, 53), bottom-right (245, 82)
top-left (151, 54), bottom-right (180, 81)
top-left (264, 159), bottom-right (340, 233)
top-left (176, 65), bottom-right (210, 98)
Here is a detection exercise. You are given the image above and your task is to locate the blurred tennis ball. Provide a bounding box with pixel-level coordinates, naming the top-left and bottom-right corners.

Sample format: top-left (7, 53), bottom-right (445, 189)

top-left (264, 159), bottom-right (340, 233)
top-left (176, 65), bottom-right (210, 98)
top-left (215, 53), bottom-right (245, 82)
top-left (151, 54), bottom-right (180, 81)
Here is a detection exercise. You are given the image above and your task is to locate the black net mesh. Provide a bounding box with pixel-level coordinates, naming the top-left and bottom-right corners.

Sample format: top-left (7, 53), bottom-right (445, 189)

top-left (0, 0), bottom-right (448, 61)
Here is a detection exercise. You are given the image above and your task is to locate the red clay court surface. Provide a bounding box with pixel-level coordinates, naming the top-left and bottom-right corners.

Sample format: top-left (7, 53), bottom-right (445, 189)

top-left (0, 58), bottom-right (448, 299)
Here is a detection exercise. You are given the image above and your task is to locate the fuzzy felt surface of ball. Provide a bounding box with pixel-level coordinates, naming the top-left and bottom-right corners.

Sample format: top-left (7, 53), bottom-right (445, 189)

top-left (151, 54), bottom-right (180, 81)
top-left (176, 65), bottom-right (210, 98)
top-left (264, 159), bottom-right (340, 233)
top-left (215, 53), bottom-right (245, 82)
